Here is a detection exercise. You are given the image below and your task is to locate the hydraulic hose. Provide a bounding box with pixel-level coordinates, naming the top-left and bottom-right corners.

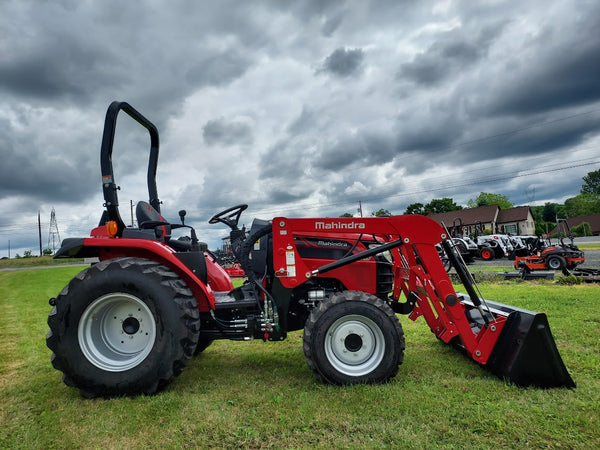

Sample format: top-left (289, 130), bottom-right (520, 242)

top-left (239, 224), bottom-right (273, 285)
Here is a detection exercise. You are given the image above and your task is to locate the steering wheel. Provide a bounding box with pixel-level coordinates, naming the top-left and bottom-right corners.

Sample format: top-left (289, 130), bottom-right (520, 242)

top-left (208, 204), bottom-right (248, 229)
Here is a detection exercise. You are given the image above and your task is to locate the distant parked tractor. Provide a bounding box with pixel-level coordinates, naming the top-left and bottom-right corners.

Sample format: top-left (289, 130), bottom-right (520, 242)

top-left (211, 249), bottom-right (246, 277)
top-left (476, 234), bottom-right (514, 260)
top-left (506, 235), bottom-right (530, 258)
top-left (447, 218), bottom-right (479, 263)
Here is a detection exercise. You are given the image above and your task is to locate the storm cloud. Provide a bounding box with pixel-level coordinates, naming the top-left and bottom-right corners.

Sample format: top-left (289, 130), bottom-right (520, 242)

top-left (320, 47), bottom-right (365, 78)
top-left (1, 0), bottom-right (599, 255)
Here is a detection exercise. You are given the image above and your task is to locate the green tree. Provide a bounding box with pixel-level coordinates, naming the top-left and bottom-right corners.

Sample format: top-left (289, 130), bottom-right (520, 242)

top-left (581, 169), bottom-right (600, 194)
top-left (467, 192), bottom-right (513, 209)
top-left (371, 208), bottom-right (391, 217)
top-left (571, 222), bottom-right (592, 237)
top-left (339, 212), bottom-right (354, 217)
top-left (423, 198), bottom-right (462, 214)
top-left (542, 202), bottom-right (565, 222)
top-left (564, 193), bottom-right (600, 217)
top-left (535, 221), bottom-right (554, 237)
top-left (543, 203), bottom-right (555, 222)
top-left (43, 248), bottom-right (53, 256)
top-left (404, 203), bottom-right (424, 215)
top-left (530, 205), bottom-right (544, 223)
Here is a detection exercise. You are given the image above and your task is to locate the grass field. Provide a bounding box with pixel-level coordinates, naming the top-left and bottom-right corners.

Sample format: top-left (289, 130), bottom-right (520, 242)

top-left (1, 266), bottom-right (599, 448)
top-left (578, 243), bottom-right (600, 251)
top-left (0, 255), bottom-right (84, 269)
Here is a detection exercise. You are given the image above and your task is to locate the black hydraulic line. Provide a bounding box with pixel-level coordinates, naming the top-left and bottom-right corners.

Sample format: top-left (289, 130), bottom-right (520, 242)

top-left (239, 224), bottom-right (274, 314)
top-left (312, 239), bottom-right (403, 276)
top-left (341, 233), bottom-right (363, 259)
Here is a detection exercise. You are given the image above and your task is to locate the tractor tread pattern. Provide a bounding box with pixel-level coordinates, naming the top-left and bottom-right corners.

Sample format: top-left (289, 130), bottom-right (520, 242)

top-left (47, 257), bottom-right (200, 397)
top-left (303, 290), bottom-right (405, 384)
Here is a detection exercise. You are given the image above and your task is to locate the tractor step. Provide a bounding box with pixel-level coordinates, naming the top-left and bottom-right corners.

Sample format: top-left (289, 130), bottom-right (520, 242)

top-left (213, 292), bottom-right (259, 310)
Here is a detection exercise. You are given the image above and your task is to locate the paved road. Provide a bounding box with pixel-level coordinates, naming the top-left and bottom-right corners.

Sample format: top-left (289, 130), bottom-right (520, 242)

top-left (580, 249), bottom-right (600, 268)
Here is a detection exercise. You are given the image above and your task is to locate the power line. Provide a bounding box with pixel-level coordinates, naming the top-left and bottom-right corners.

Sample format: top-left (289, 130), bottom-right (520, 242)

top-left (427, 107), bottom-right (600, 153)
top-left (199, 108), bottom-right (600, 199)
top-left (249, 158), bottom-right (600, 216)
top-left (1, 108), bottom-right (599, 240)
top-left (1, 157), bottom-right (597, 239)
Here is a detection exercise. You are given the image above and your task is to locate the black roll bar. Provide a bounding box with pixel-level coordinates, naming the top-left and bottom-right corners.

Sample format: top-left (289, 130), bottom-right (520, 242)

top-left (100, 101), bottom-right (160, 236)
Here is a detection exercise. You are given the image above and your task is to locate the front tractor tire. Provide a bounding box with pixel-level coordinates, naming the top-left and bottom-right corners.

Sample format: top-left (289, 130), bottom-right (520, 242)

top-left (303, 291), bottom-right (405, 385)
top-left (47, 257), bottom-right (200, 397)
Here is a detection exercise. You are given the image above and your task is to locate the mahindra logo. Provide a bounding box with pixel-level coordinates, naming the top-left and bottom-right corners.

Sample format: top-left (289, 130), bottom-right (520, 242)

top-left (315, 221), bottom-right (366, 230)
top-left (316, 240), bottom-right (351, 248)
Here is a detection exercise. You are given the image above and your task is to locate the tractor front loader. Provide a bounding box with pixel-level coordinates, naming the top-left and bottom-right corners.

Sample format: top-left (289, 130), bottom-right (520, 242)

top-left (46, 102), bottom-right (574, 398)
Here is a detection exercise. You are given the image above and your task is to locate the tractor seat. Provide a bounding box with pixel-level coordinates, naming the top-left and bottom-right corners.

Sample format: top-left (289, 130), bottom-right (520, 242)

top-left (135, 201), bottom-right (172, 243)
top-left (133, 202), bottom-right (208, 283)
top-left (135, 201), bottom-right (201, 253)
top-left (136, 201), bottom-right (166, 228)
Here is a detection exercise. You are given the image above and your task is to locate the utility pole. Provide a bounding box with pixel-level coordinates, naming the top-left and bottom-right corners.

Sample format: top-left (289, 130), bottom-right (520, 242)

top-left (38, 211), bottom-right (43, 256)
top-left (130, 200), bottom-right (135, 227)
top-left (8, 240), bottom-right (10, 259)
top-left (357, 201), bottom-right (363, 217)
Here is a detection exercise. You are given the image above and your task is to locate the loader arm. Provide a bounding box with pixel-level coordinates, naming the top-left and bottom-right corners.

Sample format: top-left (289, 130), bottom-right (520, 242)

top-left (272, 215), bottom-right (505, 364)
top-left (271, 215), bottom-right (574, 388)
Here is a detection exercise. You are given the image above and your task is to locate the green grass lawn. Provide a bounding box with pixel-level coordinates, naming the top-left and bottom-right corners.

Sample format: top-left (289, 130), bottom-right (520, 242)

top-left (1, 267), bottom-right (599, 448)
top-left (578, 243), bottom-right (600, 251)
top-left (0, 255), bottom-right (84, 268)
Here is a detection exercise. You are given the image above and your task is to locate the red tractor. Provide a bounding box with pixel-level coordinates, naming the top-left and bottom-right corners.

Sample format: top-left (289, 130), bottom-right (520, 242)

top-left (47, 102), bottom-right (575, 397)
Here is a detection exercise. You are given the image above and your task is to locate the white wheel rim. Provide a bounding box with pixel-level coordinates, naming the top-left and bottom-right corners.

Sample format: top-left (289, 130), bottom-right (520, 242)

top-left (324, 314), bottom-right (385, 377)
top-left (78, 293), bottom-right (156, 372)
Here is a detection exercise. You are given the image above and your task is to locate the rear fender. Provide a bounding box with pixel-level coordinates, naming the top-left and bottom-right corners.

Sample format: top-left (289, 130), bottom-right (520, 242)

top-left (56, 237), bottom-right (223, 311)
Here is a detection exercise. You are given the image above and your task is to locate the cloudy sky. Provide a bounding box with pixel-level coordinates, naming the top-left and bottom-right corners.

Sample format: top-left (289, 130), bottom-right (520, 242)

top-left (1, 0), bottom-right (600, 255)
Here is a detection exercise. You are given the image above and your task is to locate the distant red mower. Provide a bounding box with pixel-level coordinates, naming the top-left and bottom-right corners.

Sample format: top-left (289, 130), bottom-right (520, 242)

top-left (514, 219), bottom-right (585, 274)
top-left (224, 263), bottom-right (245, 277)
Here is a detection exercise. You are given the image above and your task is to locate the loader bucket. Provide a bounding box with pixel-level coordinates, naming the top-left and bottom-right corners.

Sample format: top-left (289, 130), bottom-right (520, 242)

top-left (461, 297), bottom-right (575, 388)
top-left (441, 241), bottom-right (574, 388)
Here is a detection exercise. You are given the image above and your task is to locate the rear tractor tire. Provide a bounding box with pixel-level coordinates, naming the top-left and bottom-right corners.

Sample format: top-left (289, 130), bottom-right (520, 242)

top-left (303, 290), bottom-right (404, 385)
top-left (46, 257), bottom-right (200, 397)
